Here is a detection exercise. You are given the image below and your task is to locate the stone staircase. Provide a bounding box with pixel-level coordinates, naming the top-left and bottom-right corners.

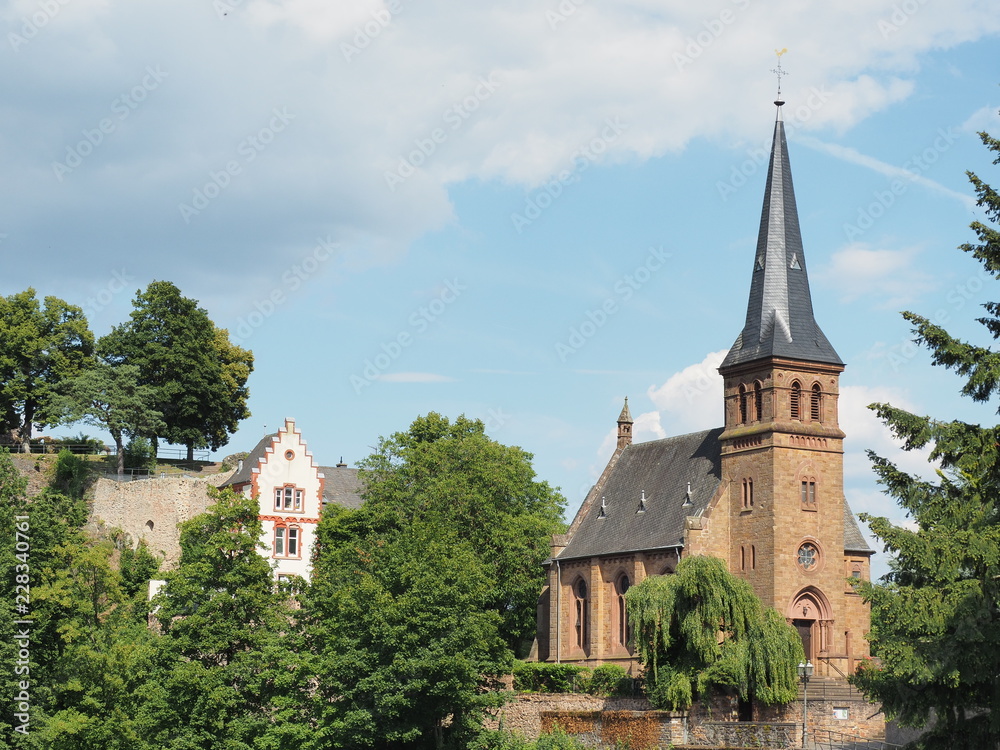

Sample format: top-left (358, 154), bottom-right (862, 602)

top-left (798, 675), bottom-right (869, 702)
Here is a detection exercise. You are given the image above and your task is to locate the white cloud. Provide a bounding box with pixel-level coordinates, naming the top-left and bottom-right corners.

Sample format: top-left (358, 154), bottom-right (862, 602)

top-left (819, 243), bottom-right (935, 308)
top-left (962, 103), bottom-right (1000, 133)
top-left (647, 350), bottom-right (726, 434)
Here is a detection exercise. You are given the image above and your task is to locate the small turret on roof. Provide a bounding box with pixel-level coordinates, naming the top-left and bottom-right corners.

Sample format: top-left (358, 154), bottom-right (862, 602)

top-left (617, 396), bottom-right (633, 449)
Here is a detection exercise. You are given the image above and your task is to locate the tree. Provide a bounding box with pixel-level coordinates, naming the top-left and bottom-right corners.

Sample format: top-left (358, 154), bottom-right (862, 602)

top-left (54, 363), bottom-right (165, 476)
top-left (356, 413), bottom-right (566, 654)
top-left (305, 507), bottom-right (511, 749)
top-left (0, 290), bottom-right (94, 451)
top-left (852, 126), bottom-right (1000, 748)
top-left (137, 487), bottom-right (310, 749)
top-left (100, 281), bottom-right (253, 461)
top-left (626, 556), bottom-right (803, 711)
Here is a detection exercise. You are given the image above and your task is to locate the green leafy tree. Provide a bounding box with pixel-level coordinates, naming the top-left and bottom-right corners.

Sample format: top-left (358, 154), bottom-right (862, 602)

top-left (100, 281), bottom-right (253, 461)
top-left (137, 487), bottom-right (310, 749)
top-left (357, 413), bottom-right (566, 654)
top-left (54, 363), bottom-right (165, 476)
top-left (0, 290), bottom-right (94, 451)
top-left (626, 556), bottom-right (803, 710)
top-left (305, 509), bottom-right (511, 749)
top-left (852, 126), bottom-right (1000, 748)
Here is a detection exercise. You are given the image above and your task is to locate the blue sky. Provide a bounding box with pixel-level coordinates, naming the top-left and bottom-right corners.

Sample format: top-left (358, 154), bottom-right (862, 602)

top-left (3, 0), bottom-right (1000, 578)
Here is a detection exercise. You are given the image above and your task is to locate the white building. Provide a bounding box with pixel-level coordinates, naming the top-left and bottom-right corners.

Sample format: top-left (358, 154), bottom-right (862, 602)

top-left (223, 417), bottom-right (362, 581)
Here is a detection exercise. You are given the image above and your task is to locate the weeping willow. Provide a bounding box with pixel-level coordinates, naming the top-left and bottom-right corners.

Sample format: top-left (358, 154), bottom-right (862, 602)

top-left (625, 555), bottom-right (803, 710)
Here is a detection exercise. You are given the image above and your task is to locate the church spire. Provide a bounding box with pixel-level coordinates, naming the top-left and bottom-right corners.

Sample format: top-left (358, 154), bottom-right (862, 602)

top-left (720, 99), bottom-right (842, 370)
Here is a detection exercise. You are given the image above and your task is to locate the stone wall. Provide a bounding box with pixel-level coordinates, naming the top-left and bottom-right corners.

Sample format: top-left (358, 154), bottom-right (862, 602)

top-left (89, 472), bottom-right (233, 567)
top-left (496, 691), bottom-right (885, 749)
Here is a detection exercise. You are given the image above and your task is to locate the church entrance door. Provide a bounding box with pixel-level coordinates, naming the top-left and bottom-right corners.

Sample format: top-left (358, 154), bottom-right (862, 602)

top-left (792, 618), bottom-right (813, 662)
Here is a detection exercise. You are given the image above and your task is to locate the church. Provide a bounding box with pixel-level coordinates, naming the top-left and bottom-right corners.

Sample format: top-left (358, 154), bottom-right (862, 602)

top-left (535, 99), bottom-right (873, 681)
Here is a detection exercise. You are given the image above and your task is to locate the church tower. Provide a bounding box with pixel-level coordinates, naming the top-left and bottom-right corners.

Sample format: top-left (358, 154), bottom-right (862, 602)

top-left (717, 100), bottom-right (870, 673)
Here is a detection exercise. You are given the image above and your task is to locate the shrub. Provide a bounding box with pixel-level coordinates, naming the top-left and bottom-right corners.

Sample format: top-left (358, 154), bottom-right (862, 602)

top-left (513, 661), bottom-right (592, 693)
top-left (123, 436), bottom-right (156, 471)
top-left (589, 663), bottom-right (631, 697)
top-left (53, 449), bottom-right (90, 501)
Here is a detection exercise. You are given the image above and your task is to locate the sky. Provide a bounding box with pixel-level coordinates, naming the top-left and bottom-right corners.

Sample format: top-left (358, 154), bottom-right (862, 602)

top-left (3, 0), bottom-right (1000, 580)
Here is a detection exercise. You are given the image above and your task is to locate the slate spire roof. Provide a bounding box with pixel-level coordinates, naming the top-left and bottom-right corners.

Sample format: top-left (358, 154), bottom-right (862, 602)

top-left (720, 102), bottom-right (842, 370)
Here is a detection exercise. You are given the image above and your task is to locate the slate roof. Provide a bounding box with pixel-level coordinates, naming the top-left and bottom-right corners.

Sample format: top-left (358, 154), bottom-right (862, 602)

top-left (721, 104), bottom-right (842, 370)
top-left (557, 428), bottom-right (723, 560)
top-left (222, 433), bottom-right (277, 487)
top-left (320, 466), bottom-right (364, 510)
top-left (844, 499), bottom-right (872, 553)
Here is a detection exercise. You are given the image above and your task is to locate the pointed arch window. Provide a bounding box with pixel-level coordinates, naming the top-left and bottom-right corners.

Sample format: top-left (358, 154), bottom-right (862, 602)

top-left (615, 575), bottom-right (631, 649)
top-left (574, 579), bottom-right (589, 651)
top-left (811, 383), bottom-right (822, 422)
top-left (790, 381), bottom-right (801, 420)
top-left (738, 384), bottom-right (749, 424)
top-left (753, 381), bottom-right (763, 421)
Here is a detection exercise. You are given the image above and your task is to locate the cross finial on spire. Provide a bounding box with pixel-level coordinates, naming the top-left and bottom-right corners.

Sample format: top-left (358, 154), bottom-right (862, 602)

top-left (771, 48), bottom-right (788, 103)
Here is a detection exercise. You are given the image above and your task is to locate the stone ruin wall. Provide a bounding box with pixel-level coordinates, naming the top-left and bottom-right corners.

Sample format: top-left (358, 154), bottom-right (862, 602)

top-left (89, 471), bottom-right (234, 568)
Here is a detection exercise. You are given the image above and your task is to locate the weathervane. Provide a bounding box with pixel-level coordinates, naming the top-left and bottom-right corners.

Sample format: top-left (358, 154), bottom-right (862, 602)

top-left (771, 48), bottom-right (788, 102)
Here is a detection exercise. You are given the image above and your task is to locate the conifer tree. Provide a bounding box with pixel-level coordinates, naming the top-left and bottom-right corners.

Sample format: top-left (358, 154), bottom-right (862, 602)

top-left (852, 125), bottom-right (1000, 748)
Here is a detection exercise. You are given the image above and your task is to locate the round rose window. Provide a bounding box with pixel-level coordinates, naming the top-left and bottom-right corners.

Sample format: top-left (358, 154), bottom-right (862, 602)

top-left (797, 543), bottom-right (819, 571)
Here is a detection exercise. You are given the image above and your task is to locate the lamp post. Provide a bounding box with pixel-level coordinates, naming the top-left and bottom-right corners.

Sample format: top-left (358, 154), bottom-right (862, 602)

top-left (797, 661), bottom-right (813, 749)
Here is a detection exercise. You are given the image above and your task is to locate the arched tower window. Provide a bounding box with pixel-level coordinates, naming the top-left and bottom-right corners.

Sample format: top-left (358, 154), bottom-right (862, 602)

top-left (738, 384), bottom-right (748, 424)
top-left (615, 575), bottom-right (631, 648)
top-left (790, 381), bottom-right (801, 420)
top-left (574, 579), bottom-right (589, 651)
top-left (753, 381), bottom-right (763, 421)
top-left (811, 383), bottom-right (822, 422)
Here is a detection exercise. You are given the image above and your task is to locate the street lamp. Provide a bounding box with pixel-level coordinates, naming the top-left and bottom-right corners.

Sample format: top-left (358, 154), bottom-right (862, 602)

top-left (797, 661), bottom-right (814, 748)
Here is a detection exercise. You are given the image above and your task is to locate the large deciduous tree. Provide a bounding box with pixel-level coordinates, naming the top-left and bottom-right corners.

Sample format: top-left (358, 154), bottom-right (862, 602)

top-left (852, 126), bottom-right (1000, 747)
top-left (100, 281), bottom-right (253, 461)
top-left (0, 290), bottom-right (94, 451)
top-left (54, 363), bottom-right (165, 476)
top-left (626, 556), bottom-right (803, 711)
top-left (355, 412), bottom-right (566, 654)
top-left (306, 511), bottom-right (510, 749)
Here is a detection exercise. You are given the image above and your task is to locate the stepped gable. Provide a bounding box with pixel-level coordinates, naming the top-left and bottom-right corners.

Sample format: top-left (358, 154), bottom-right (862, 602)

top-left (558, 428), bottom-right (723, 560)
